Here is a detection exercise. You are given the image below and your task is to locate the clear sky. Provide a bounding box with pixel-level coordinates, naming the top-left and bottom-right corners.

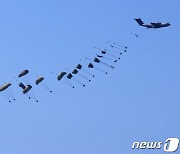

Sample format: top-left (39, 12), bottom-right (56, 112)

top-left (0, 0), bottom-right (179, 154)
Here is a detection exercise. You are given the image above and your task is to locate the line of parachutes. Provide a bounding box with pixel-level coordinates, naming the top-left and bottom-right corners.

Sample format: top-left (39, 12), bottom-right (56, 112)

top-left (0, 42), bottom-right (128, 103)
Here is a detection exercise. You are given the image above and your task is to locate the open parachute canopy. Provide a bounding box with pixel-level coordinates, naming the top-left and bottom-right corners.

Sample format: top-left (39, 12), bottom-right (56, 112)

top-left (57, 72), bottom-right (67, 81)
top-left (67, 73), bottom-right (73, 79)
top-left (19, 82), bottom-right (26, 89)
top-left (35, 76), bottom-right (52, 93)
top-left (35, 77), bottom-right (44, 85)
top-left (19, 69), bottom-right (29, 78)
top-left (72, 69), bottom-right (78, 74)
top-left (0, 83), bottom-right (11, 92)
top-left (19, 83), bottom-right (32, 94)
top-left (23, 85), bottom-right (32, 94)
top-left (88, 63), bottom-right (94, 68)
top-left (76, 64), bottom-right (82, 70)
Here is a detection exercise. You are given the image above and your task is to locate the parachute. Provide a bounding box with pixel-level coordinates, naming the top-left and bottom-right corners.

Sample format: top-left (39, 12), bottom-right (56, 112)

top-left (19, 83), bottom-right (32, 94)
top-left (90, 51), bottom-right (119, 63)
top-left (76, 64), bottom-right (82, 69)
top-left (57, 72), bottom-right (75, 88)
top-left (67, 73), bottom-right (73, 79)
top-left (19, 70), bottom-right (29, 78)
top-left (0, 83), bottom-right (11, 92)
top-left (88, 63), bottom-right (94, 69)
top-left (76, 64), bottom-right (95, 78)
top-left (72, 69), bottom-right (91, 82)
top-left (23, 85), bottom-right (32, 94)
top-left (94, 57), bottom-right (114, 69)
top-left (96, 54), bottom-right (116, 62)
top-left (88, 63), bottom-right (107, 74)
top-left (35, 76), bottom-right (52, 93)
top-left (19, 82), bottom-right (26, 89)
top-left (0, 83), bottom-right (14, 103)
top-left (18, 69), bottom-right (31, 86)
top-left (101, 50), bottom-right (121, 59)
top-left (72, 69), bottom-right (78, 74)
top-left (18, 83), bottom-right (38, 102)
top-left (57, 72), bottom-right (67, 81)
top-left (35, 77), bottom-right (44, 85)
top-left (67, 72), bottom-right (85, 87)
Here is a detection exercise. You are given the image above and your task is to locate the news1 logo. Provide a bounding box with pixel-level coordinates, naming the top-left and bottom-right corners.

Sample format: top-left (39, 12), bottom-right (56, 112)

top-left (132, 138), bottom-right (179, 152)
top-left (164, 138), bottom-right (179, 152)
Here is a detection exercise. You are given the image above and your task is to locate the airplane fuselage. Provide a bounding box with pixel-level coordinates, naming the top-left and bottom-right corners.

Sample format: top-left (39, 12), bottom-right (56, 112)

top-left (135, 18), bottom-right (170, 29)
top-left (141, 23), bottom-right (170, 29)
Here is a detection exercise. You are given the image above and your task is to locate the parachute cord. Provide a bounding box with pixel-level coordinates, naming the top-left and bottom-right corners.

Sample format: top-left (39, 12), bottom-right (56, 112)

top-left (43, 82), bottom-right (53, 93)
top-left (78, 72), bottom-right (91, 82)
top-left (105, 52), bottom-right (119, 59)
top-left (7, 97), bottom-right (11, 103)
top-left (94, 67), bottom-right (108, 74)
top-left (102, 56), bottom-right (116, 62)
top-left (25, 93), bottom-right (31, 100)
top-left (0, 89), bottom-right (12, 103)
top-left (9, 86), bottom-right (16, 101)
top-left (111, 46), bottom-right (126, 51)
top-left (107, 41), bottom-right (127, 48)
top-left (82, 68), bottom-right (95, 77)
top-left (65, 79), bottom-right (75, 88)
top-left (27, 75), bottom-right (31, 84)
top-left (106, 49), bottom-right (123, 55)
top-left (100, 61), bottom-right (114, 69)
top-left (31, 90), bottom-right (39, 102)
top-left (112, 43), bottom-right (127, 49)
top-left (26, 90), bottom-right (39, 102)
top-left (72, 77), bottom-right (85, 87)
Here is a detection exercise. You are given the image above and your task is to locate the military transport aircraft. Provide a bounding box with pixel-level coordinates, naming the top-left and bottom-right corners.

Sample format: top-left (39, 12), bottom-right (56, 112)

top-left (135, 18), bottom-right (170, 29)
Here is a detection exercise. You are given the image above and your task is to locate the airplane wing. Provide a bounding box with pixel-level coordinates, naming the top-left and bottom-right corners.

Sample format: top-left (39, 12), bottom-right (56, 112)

top-left (151, 22), bottom-right (161, 26)
top-left (143, 24), bottom-right (153, 28)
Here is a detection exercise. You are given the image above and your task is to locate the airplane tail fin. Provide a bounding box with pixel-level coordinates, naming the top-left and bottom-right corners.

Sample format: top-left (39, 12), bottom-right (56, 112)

top-left (135, 18), bottom-right (144, 25)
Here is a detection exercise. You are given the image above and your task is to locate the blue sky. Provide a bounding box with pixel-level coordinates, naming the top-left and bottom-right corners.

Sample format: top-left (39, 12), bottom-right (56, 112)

top-left (0, 0), bottom-right (179, 154)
